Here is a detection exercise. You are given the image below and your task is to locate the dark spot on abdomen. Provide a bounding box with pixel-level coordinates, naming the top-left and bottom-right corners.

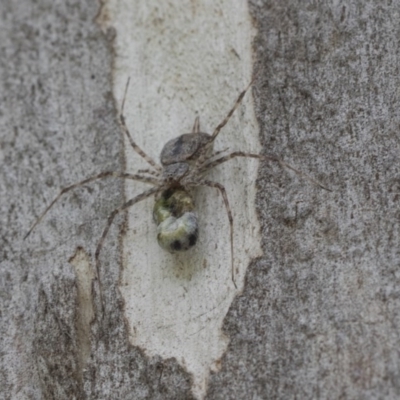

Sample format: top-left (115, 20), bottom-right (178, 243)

top-left (171, 240), bottom-right (182, 251)
top-left (188, 233), bottom-right (197, 247)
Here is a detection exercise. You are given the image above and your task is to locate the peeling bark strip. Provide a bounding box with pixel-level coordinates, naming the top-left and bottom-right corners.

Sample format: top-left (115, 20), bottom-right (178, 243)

top-left (98, 1), bottom-right (260, 398)
top-left (69, 248), bottom-right (95, 387)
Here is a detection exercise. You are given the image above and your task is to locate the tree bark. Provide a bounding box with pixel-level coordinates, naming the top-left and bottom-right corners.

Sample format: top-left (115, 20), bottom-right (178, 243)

top-left (1, 1), bottom-right (399, 399)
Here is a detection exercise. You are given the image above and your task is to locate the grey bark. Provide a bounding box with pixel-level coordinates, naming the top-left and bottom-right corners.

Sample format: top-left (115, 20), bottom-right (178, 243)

top-left (1, 1), bottom-right (399, 399)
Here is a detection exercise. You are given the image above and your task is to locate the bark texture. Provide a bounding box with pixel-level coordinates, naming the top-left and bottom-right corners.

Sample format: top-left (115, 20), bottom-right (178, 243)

top-left (1, 0), bottom-right (399, 399)
top-left (208, 1), bottom-right (400, 398)
top-left (0, 1), bottom-right (193, 399)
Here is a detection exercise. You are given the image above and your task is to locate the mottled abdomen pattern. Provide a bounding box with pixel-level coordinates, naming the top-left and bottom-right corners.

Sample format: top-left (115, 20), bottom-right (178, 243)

top-left (153, 188), bottom-right (198, 253)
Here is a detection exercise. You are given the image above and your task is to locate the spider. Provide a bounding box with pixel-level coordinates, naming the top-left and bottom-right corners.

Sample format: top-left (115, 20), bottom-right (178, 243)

top-left (25, 76), bottom-right (329, 311)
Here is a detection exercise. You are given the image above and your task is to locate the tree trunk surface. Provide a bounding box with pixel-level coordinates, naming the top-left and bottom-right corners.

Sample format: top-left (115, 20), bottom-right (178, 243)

top-left (1, 1), bottom-right (399, 399)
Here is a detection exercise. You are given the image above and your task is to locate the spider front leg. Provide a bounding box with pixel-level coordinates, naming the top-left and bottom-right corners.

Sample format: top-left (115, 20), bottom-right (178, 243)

top-left (95, 186), bottom-right (161, 315)
top-left (120, 78), bottom-right (162, 173)
top-left (210, 77), bottom-right (255, 141)
top-left (194, 78), bottom-right (254, 167)
top-left (200, 179), bottom-right (237, 289)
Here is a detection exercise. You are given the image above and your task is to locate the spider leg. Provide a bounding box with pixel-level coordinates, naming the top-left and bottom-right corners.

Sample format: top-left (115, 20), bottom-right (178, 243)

top-left (200, 151), bottom-right (332, 191)
top-left (211, 77), bottom-right (255, 141)
top-left (275, 159), bottom-right (332, 192)
top-left (137, 168), bottom-right (160, 177)
top-left (95, 186), bottom-right (160, 314)
top-left (194, 146), bottom-right (230, 171)
top-left (121, 78), bottom-right (162, 172)
top-left (210, 147), bottom-right (229, 159)
top-left (200, 179), bottom-right (237, 289)
top-left (24, 171), bottom-right (160, 239)
top-left (199, 151), bottom-right (262, 172)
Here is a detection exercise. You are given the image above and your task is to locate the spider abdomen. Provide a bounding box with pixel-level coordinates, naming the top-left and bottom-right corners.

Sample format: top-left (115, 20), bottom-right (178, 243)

top-left (153, 188), bottom-right (198, 253)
